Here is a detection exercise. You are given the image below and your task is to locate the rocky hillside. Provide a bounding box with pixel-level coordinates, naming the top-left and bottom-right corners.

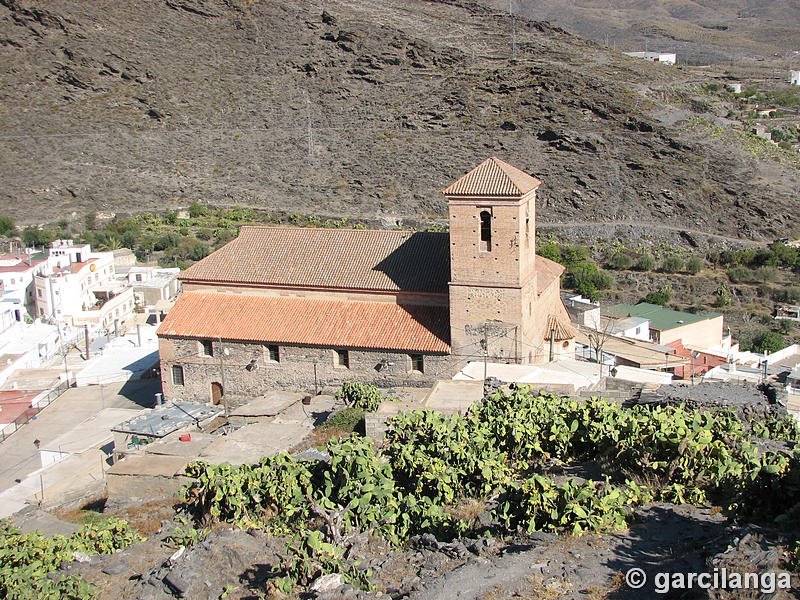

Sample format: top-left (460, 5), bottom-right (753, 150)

top-left (485, 0), bottom-right (800, 65)
top-left (1, 0), bottom-right (799, 243)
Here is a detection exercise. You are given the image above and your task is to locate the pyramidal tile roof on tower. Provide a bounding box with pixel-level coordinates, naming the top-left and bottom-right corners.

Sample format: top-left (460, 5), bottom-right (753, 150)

top-left (442, 157), bottom-right (542, 197)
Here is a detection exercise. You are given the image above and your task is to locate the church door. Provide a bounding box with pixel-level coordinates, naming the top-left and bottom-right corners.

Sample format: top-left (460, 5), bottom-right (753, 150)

top-left (211, 382), bottom-right (223, 405)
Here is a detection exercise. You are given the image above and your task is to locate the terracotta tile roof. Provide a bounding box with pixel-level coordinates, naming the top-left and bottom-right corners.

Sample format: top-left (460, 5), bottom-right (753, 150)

top-left (535, 256), bottom-right (565, 295)
top-left (544, 314), bottom-right (578, 341)
top-left (179, 227), bottom-right (450, 294)
top-left (442, 157), bottom-right (542, 197)
top-left (157, 292), bottom-right (450, 353)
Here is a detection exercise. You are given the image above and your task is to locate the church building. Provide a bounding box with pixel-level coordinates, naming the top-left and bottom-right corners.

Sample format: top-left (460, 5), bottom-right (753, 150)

top-left (156, 157), bottom-right (576, 404)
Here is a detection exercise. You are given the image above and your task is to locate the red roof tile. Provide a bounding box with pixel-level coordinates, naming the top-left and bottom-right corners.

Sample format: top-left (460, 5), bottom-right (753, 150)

top-left (536, 256), bottom-right (565, 295)
top-left (179, 227), bottom-right (450, 294)
top-left (0, 258), bottom-right (45, 274)
top-left (443, 157), bottom-right (542, 197)
top-left (157, 293), bottom-right (450, 353)
top-left (544, 314), bottom-right (578, 341)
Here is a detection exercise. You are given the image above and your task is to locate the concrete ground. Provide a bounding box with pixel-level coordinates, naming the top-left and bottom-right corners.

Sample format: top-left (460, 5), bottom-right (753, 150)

top-left (0, 379), bottom-right (160, 494)
top-left (788, 392), bottom-right (800, 421)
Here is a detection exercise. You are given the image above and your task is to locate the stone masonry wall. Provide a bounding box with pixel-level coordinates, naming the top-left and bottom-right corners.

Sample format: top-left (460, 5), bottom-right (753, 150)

top-left (159, 337), bottom-right (461, 405)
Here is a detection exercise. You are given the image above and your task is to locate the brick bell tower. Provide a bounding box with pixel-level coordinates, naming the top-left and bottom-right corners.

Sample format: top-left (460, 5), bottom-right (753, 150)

top-left (444, 157), bottom-right (542, 363)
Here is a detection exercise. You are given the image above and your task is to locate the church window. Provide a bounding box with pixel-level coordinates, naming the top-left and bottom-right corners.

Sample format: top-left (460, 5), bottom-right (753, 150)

top-left (200, 339), bottom-right (213, 357)
top-left (479, 210), bottom-right (492, 252)
top-left (172, 365), bottom-right (185, 386)
top-left (266, 344), bottom-right (280, 363)
top-left (334, 349), bottom-right (350, 369)
top-left (409, 354), bottom-right (424, 373)
top-left (525, 204), bottom-right (530, 248)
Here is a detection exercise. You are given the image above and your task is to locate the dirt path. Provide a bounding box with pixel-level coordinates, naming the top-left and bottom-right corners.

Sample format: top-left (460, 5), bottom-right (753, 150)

top-left (538, 220), bottom-right (767, 247)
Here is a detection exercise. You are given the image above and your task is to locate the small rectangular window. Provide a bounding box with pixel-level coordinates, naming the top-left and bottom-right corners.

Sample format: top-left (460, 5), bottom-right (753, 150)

top-left (409, 354), bottom-right (424, 373)
top-left (201, 339), bottom-right (213, 357)
top-left (479, 209), bottom-right (492, 252)
top-left (266, 344), bottom-right (280, 363)
top-left (172, 365), bottom-right (185, 386)
top-left (334, 349), bottom-right (349, 369)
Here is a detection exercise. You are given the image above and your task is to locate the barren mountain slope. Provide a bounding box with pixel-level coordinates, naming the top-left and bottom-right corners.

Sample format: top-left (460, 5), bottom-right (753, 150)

top-left (1, 0), bottom-right (799, 241)
top-left (487, 0), bottom-right (800, 64)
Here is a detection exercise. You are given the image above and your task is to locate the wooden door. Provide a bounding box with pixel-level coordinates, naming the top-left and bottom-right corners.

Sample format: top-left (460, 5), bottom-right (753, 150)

top-left (211, 382), bottom-right (223, 405)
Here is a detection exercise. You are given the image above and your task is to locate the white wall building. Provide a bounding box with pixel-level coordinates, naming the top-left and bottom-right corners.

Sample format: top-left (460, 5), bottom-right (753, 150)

top-left (609, 316), bottom-right (651, 341)
top-left (117, 266), bottom-right (181, 309)
top-left (0, 251), bottom-right (49, 319)
top-left (790, 70), bottom-right (800, 86)
top-left (624, 51), bottom-right (677, 65)
top-left (33, 240), bottom-right (135, 335)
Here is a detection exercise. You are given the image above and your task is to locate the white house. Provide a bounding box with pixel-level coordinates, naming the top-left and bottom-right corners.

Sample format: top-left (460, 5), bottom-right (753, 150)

top-left (117, 266), bottom-right (181, 310)
top-left (790, 70), bottom-right (800, 86)
top-left (624, 51), bottom-right (677, 65)
top-left (609, 316), bottom-right (651, 341)
top-left (33, 240), bottom-right (135, 335)
top-left (0, 251), bottom-right (50, 319)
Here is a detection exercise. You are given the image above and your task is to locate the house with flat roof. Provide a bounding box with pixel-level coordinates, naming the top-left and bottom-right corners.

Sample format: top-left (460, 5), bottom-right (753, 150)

top-left (157, 157), bottom-right (577, 405)
top-left (624, 51), bottom-right (676, 65)
top-left (604, 303), bottom-right (724, 349)
top-left (34, 240), bottom-right (135, 335)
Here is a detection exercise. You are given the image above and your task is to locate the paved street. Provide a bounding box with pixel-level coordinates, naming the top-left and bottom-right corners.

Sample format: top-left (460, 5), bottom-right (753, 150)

top-left (0, 379), bottom-right (160, 493)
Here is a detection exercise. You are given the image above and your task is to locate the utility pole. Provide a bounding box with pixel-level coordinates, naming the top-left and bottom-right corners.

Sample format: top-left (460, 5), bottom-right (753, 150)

top-left (483, 323), bottom-right (489, 381)
top-left (305, 93), bottom-right (313, 160)
top-left (509, 0), bottom-right (517, 62)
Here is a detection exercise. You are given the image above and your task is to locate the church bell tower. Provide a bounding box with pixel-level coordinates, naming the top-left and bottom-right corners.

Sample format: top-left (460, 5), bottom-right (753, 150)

top-left (444, 157), bottom-right (542, 363)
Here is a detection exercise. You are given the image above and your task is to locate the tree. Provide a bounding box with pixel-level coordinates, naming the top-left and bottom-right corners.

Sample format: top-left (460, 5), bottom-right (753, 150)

top-left (0, 217), bottom-right (15, 236)
top-left (21, 227), bottom-right (56, 248)
top-left (751, 329), bottom-right (784, 354)
top-left (585, 318), bottom-right (616, 376)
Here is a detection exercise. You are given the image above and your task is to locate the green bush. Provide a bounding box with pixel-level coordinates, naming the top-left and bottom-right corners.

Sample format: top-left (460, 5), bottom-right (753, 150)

top-left (195, 227), bottom-right (213, 241)
top-left (642, 286), bottom-right (672, 306)
top-left (536, 242), bottom-right (561, 264)
top-left (189, 201), bottom-right (209, 218)
top-left (727, 266), bottom-right (752, 283)
top-left (606, 252), bottom-right (633, 270)
top-left (323, 407), bottom-right (365, 432)
top-left (753, 266), bottom-right (779, 283)
top-left (179, 387), bottom-right (800, 596)
top-left (0, 518), bottom-right (143, 600)
top-left (686, 256), bottom-right (704, 275)
top-left (568, 263), bottom-right (614, 294)
top-left (335, 381), bottom-right (384, 412)
top-left (660, 255), bottom-right (684, 273)
top-left (635, 252), bottom-right (657, 271)
top-left (775, 286), bottom-right (800, 303)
